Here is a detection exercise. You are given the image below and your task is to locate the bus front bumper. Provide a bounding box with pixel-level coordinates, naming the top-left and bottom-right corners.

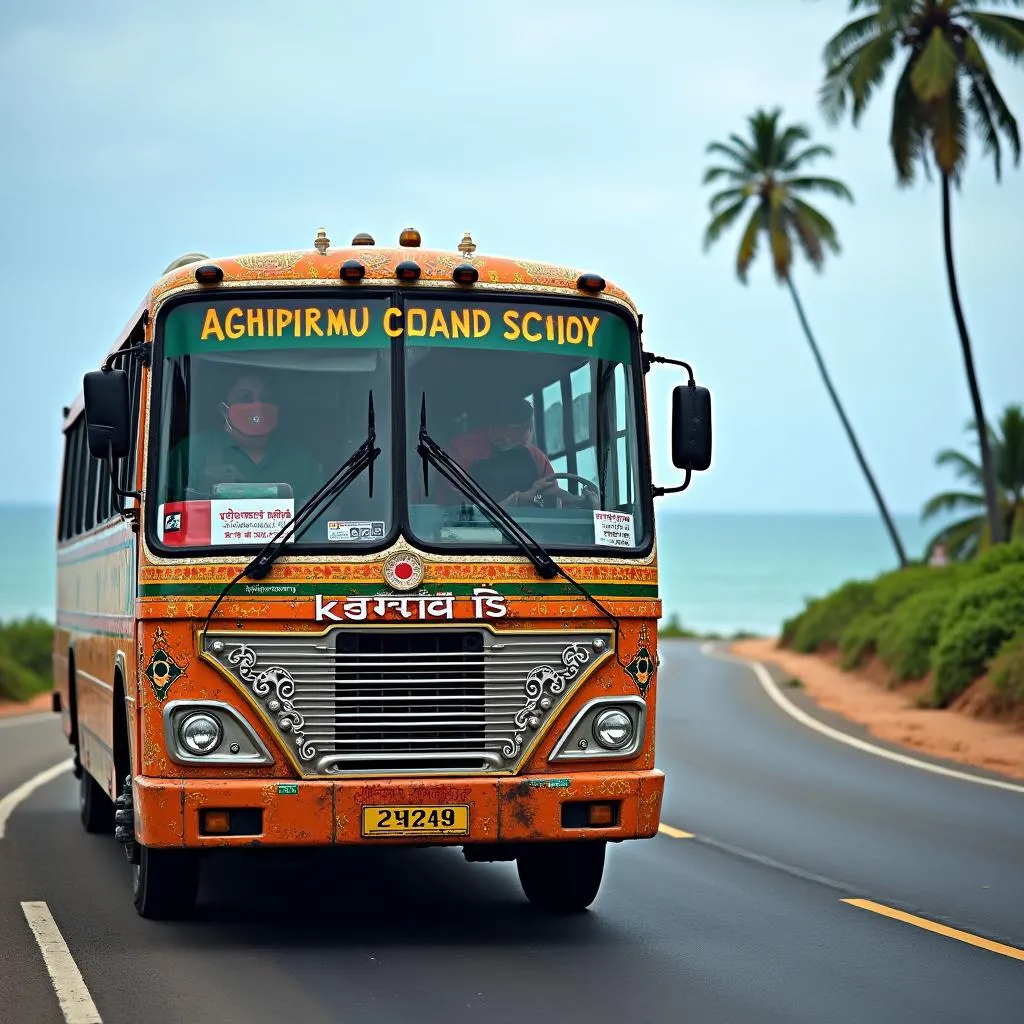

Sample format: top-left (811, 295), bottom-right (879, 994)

top-left (131, 770), bottom-right (665, 848)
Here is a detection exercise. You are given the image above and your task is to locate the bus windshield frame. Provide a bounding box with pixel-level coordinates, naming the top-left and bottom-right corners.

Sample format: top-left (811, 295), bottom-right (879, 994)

top-left (144, 287), bottom-right (654, 560)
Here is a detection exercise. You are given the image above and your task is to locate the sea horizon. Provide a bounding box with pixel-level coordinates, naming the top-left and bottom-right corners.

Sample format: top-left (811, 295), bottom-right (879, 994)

top-left (0, 503), bottom-right (940, 636)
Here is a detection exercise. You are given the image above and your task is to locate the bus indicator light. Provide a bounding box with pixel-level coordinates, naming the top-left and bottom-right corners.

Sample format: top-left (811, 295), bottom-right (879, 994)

top-left (194, 264), bottom-right (224, 286)
top-left (340, 259), bottom-right (366, 282)
top-left (396, 260), bottom-right (421, 282)
top-left (452, 263), bottom-right (479, 285)
top-left (576, 272), bottom-right (606, 293)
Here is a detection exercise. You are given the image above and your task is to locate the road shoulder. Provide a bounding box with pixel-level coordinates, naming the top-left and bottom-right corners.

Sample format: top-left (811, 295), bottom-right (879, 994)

top-left (0, 693), bottom-right (54, 719)
top-left (728, 638), bottom-right (1024, 783)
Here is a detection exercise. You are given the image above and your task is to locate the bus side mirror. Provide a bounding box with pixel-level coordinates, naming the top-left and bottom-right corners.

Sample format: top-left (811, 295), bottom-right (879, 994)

top-left (83, 369), bottom-right (131, 460)
top-left (671, 383), bottom-right (712, 472)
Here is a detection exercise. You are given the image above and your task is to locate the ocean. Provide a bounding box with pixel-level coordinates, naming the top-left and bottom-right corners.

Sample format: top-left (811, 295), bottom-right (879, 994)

top-left (1, 504), bottom-right (938, 637)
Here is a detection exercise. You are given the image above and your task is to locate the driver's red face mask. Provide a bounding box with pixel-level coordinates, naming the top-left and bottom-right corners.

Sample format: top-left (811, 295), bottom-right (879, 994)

top-left (222, 385), bottom-right (278, 437)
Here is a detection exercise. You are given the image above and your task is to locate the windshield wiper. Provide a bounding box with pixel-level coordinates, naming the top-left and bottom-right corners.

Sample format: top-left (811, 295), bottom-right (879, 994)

top-left (200, 392), bottom-right (380, 641)
top-left (416, 394), bottom-right (558, 580)
top-left (245, 391), bottom-right (381, 580)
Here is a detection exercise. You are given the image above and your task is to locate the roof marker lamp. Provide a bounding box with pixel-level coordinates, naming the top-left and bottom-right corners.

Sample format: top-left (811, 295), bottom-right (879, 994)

top-left (576, 272), bottom-right (606, 294)
top-left (396, 260), bottom-right (421, 283)
top-left (194, 264), bottom-right (224, 286)
top-left (340, 259), bottom-right (366, 282)
top-left (452, 263), bottom-right (479, 285)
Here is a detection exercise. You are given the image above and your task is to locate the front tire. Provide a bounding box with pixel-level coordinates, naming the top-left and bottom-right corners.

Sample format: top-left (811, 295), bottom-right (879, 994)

top-left (132, 845), bottom-right (200, 920)
top-left (517, 840), bottom-right (606, 912)
top-left (79, 768), bottom-right (114, 834)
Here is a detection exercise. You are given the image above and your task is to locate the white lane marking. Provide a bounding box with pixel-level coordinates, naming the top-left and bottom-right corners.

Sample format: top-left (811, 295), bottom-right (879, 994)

top-left (0, 759), bottom-right (75, 840)
top-left (21, 901), bottom-right (103, 1023)
top-left (700, 642), bottom-right (1024, 797)
top-left (0, 712), bottom-right (56, 729)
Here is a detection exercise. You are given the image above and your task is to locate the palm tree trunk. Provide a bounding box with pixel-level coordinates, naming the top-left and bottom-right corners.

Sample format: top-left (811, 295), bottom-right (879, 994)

top-left (785, 276), bottom-right (909, 567)
top-left (941, 174), bottom-right (1004, 545)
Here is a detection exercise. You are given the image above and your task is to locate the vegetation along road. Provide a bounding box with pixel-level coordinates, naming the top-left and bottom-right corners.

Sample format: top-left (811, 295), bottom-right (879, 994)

top-left (1, 641), bottom-right (1021, 1024)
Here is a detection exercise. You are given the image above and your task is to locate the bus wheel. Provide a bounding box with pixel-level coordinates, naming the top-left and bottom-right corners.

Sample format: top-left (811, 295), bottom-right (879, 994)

top-left (78, 767), bottom-right (114, 834)
top-left (132, 846), bottom-right (200, 920)
top-left (516, 840), bottom-right (606, 912)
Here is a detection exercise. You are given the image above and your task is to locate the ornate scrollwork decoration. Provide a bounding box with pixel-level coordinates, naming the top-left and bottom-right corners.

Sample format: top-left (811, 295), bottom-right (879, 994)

top-left (225, 644), bottom-right (316, 761)
top-left (503, 644), bottom-right (591, 759)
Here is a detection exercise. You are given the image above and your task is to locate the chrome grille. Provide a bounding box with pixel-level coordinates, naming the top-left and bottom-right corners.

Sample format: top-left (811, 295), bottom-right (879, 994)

top-left (203, 626), bottom-right (611, 775)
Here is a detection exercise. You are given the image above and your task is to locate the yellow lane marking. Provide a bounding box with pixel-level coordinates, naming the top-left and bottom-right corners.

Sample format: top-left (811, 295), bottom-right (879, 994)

top-left (658, 823), bottom-right (695, 839)
top-left (842, 899), bottom-right (1024, 962)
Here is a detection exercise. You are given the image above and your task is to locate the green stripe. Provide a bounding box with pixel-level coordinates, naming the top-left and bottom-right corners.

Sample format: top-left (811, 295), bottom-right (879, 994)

top-left (139, 581), bottom-right (658, 599)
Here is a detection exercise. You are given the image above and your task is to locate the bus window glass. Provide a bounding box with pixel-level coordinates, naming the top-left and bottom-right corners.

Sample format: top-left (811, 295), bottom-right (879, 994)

top-left (151, 295), bottom-right (394, 550)
top-left (406, 299), bottom-right (648, 553)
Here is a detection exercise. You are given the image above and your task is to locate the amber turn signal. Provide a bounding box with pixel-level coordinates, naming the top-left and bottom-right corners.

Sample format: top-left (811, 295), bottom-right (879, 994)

top-left (201, 810), bottom-right (231, 834)
top-left (194, 264), bottom-right (224, 285)
top-left (340, 259), bottom-right (366, 282)
top-left (351, 232), bottom-right (375, 246)
top-left (588, 803), bottom-right (615, 826)
top-left (576, 272), bottom-right (606, 293)
top-left (452, 263), bottom-right (479, 285)
top-left (396, 260), bottom-right (421, 282)
top-left (399, 227), bottom-right (422, 247)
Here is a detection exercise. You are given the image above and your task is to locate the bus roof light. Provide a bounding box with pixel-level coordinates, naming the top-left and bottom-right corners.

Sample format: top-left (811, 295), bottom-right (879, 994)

top-left (396, 260), bottom-right (421, 283)
top-left (577, 272), bottom-right (606, 294)
top-left (352, 232), bottom-right (375, 246)
top-left (399, 228), bottom-right (422, 247)
top-left (194, 264), bottom-right (224, 285)
top-left (452, 264), bottom-right (479, 285)
top-left (340, 259), bottom-right (366, 282)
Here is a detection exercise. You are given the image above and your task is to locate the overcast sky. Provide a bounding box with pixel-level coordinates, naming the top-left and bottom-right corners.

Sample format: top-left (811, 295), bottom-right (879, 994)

top-left (1, 0), bottom-right (1021, 515)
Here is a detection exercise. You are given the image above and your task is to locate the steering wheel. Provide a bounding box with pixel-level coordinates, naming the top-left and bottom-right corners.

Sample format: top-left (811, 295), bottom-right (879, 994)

top-left (525, 472), bottom-right (599, 508)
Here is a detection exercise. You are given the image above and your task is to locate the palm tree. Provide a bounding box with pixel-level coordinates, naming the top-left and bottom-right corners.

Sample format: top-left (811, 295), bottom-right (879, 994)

top-left (819, 0), bottom-right (1024, 547)
top-left (702, 108), bottom-right (909, 567)
top-left (922, 403), bottom-right (1024, 559)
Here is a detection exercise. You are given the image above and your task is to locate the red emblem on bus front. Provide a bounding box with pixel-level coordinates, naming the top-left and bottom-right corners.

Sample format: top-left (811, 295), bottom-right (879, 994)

top-left (383, 552), bottom-right (424, 592)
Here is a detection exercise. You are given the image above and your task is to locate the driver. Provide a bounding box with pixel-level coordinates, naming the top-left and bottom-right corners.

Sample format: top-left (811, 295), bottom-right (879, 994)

top-left (167, 371), bottom-right (323, 505)
top-left (449, 396), bottom-right (597, 509)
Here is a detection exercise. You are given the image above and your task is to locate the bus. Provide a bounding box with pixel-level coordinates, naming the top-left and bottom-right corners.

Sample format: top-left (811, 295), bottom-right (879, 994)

top-left (53, 227), bottom-right (712, 919)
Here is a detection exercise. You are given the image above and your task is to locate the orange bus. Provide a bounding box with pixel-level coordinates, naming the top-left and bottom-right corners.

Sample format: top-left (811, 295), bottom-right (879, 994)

top-left (53, 227), bottom-right (712, 919)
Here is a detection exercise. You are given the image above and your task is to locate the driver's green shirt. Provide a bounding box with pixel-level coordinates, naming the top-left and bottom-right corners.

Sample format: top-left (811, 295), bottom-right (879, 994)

top-left (167, 429), bottom-right (323, 506)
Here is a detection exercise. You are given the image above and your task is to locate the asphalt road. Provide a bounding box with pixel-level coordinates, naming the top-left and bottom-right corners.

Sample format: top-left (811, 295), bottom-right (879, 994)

top-left (2, 641), bottom-right (1021, 1024)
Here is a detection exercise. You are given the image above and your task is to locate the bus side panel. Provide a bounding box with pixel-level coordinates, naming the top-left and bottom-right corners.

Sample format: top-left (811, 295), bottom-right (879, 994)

top-left (55, 522), bottom-right (137, 800)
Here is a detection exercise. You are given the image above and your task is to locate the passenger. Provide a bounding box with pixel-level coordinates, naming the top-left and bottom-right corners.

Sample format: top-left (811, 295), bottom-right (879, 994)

top-left (167, 371), bottom-right (323, 505)
top-left (448, 397), bottom-right (598, 510)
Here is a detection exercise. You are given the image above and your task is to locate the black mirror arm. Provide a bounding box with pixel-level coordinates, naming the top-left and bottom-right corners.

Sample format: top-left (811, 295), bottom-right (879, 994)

top-left (643, 352), bottom-right (695, 385)
top-left (103, 446), bottom-right (142, 522)
top-left (102, 341), bottom-right (150, 371)
top-left (652, 468), bottom-right (692, 498)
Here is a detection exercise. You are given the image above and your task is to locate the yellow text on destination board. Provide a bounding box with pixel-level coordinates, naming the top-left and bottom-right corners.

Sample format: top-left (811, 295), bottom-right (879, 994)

top-left (199, 306), bottom-right (603, 347)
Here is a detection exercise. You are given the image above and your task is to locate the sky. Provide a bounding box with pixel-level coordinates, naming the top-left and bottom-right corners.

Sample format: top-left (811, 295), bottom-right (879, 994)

top-left (1, 0), bottom-right (1021, 516)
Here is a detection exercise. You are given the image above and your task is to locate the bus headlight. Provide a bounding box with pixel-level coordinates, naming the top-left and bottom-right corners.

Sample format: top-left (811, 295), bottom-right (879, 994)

top-left (593, 708), bottom-right (634, 750)
top-left (178, 712), bottom-right (223, 756)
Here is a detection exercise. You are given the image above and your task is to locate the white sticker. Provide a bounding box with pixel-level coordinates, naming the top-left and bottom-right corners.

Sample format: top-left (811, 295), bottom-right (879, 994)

top-left (210, 499), bottom-right (295, 544)
top-left (593, 509), bottom-right (635, 548)
top-left (327, 520), bottom-right (386, 542)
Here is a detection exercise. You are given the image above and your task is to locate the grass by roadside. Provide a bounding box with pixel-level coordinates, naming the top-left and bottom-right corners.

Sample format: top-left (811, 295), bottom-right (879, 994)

top-left (0, 618), bottom-right (53, 703)
top-left (778, 540), bottom-right (1024, 720)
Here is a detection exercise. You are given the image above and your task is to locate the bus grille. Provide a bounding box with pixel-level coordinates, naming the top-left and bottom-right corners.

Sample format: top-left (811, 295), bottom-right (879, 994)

top-left (203, 626), bottom-right (611, 774)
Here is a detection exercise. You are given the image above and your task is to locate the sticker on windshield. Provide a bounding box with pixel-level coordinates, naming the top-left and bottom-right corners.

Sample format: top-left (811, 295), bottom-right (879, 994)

top-left (593, 510), bottom-right (635, 548)
top-left (327, 520), bottom-right (386, 542)
top-left (210, 498), bottom-right (295, 544)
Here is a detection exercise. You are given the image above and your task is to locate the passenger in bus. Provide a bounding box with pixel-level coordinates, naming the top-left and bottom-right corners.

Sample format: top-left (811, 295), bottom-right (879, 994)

top-left (167, 371), bottom-right (324, 505)
top-left (447, 396), bottom-right (598, 510)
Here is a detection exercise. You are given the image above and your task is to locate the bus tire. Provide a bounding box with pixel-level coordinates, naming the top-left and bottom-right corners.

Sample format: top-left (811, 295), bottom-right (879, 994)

top-left (78, 765), bottom-right (114, 834)
top-left (516, 840), bottom-right (606, 912)
top-left (132, 845), bottom-right (200, 920)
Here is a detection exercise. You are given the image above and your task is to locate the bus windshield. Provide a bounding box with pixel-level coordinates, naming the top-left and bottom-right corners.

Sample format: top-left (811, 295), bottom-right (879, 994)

top-left (151, 295), bottom-right (395, 550)
top-left (405, 297), bottom-right (649, 554)
top-left (149, 292), bottom-right (648, 554)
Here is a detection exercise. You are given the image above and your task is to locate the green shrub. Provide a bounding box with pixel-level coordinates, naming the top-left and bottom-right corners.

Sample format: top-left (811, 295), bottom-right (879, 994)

top-left (839, 612), bottom-right (883, 670)
top-left (990, 631), bottom-right (1024, 706)
top-left (876, 586), bottom-right (957, 681)
top-left (0, 617), bottom-right (53, 702)
top-left (785, 580), bottom-right (877, 654)
top-left (659, 614), bottom-right (698, 639)
top-left (930, 565), bottom-right (1024, 706)
top-left (962, 540), bottom-right (1024, 582)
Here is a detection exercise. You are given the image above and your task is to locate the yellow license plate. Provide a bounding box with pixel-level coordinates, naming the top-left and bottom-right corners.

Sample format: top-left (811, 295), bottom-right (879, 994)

top-left (361, 804), bottom-right (470, 837)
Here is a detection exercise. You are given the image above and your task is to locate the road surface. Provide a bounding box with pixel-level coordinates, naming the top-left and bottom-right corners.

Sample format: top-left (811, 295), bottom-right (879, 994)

top-left (1, 641), bottom-right (1021, 1023)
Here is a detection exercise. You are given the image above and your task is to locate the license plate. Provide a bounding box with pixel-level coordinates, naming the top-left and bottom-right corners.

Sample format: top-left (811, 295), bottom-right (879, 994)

top-left (361, 804), bottom-right (470, 837)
